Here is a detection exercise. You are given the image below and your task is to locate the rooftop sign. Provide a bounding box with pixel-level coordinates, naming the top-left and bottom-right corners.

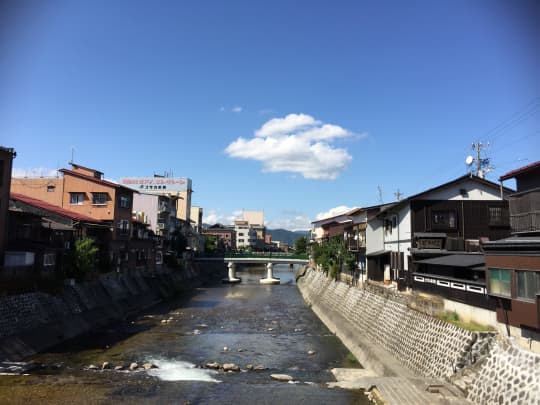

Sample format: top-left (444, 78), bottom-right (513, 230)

top-left (120, 177), bottom-right (191, 193)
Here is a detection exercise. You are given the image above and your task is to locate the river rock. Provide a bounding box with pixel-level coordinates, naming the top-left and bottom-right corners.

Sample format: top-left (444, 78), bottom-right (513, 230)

top-left (101, 362), bottom-right (111, 370)
top-left (271, 374), bottom-right (294, 382)
top-left (222, 363), bottom-right (240, 372)
top-left (129, 362), bottom-right (138, 370)
top-left (246, 364), bottom-right (254, 370)
top-left (223, 346), bottom-right (229, 352)
top-left (307, 350), bottom-right (316, 355)
top-left (206, 362), bottom-right (220, 369)
top-left (114, 365), bottom-right (124, 371)
top-left (142, 363), bottom-right (158, 370)
top-left (237, 348), bottom-right (245, 352)
top-left (254, 365), bottom-right (267, 371)
top-left (87, 364), bottom-right (99, 370)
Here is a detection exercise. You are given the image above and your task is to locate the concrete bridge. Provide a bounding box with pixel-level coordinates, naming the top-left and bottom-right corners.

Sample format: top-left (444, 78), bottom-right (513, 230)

top-left (197, 253), bottom-right (309, 284)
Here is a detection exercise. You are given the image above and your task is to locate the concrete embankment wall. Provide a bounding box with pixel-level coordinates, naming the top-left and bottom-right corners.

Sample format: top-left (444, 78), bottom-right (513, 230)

top-left (297, 268), bottom-right (494, 379)
top-left (297, 268), bottom-right (540, 404)
top-left (0, 260), bottom-right (225, 361)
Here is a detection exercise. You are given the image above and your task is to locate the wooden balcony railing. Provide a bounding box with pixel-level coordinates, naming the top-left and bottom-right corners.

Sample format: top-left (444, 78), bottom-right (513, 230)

top-left (510, 211), bottom-right (540, 233)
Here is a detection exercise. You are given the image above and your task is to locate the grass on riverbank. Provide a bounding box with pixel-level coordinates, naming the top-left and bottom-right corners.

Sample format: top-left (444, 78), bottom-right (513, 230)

top-left (436, 310), bottom-right (495, 332)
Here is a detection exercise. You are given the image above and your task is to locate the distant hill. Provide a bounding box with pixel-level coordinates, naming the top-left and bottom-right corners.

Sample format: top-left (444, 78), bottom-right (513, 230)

top-left (266, 229), bottom-right (310, 246)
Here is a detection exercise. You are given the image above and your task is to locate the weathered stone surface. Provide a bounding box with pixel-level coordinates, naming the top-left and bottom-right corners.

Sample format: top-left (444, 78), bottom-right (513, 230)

top-left (222, 363), bottom-right (240, 372)
top-left (114, 365), bottom-right (124, 371)
top-left (271, 373), bottom-right (294, 382)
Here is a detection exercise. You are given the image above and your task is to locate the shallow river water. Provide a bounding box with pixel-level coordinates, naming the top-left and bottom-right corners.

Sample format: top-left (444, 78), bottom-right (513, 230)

top-left (0, 266), bottom-right (369, 404)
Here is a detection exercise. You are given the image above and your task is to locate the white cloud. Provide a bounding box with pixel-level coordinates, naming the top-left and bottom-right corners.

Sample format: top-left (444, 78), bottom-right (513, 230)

top-left (232, 106), bottom-right (243, 113)
top-left (204, 209), bottom-right (243, 225)
top-left (316, 205), bottom-right (355, 220)
top-left (12, 167), bottom-right (59, 178)
top-left (225, 113), bottom-right (360, 180)
top-left (266, 215), bottom-right (312, 231)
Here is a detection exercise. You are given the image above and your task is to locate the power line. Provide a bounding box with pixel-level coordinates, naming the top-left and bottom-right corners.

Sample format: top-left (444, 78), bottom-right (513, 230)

top-left (483, 96), bottom-right (540, 142)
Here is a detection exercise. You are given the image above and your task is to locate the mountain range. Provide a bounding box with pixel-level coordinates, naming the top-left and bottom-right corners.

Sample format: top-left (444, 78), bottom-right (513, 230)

top-left (266, 229), bottom-right (310, 246)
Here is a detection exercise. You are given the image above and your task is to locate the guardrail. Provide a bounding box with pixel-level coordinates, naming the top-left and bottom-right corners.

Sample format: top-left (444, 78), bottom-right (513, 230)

top-left (224, 253), bottom-right (309, 260)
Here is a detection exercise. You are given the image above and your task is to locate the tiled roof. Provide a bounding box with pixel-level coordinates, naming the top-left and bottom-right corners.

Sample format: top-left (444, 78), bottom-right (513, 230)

top-left (59, 168), bottom-right (136, 192)
top-left (499, 161), bottom-right (540, 181)
top-left (10, 192), bottom-right (101, 222)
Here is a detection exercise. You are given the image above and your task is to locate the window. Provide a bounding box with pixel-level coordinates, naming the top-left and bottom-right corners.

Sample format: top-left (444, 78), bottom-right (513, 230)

top-left (156, 251), bottom-right (163, 265)
top-left (43, 253), bottom-right (56, 266)
top-left (489, 268), bottom-right (511, 297)
top-left (119, 196), bottom-right (130, 208)
top-left (47, 185), bottom-right (55, 192)
top-left (431, 210), bottom-right (456, 229)
top-left (384, 219), bottom-right (393, 235)
top-left (239, 232), bottom-right (244, 236)
top-left (118, 219), bottom-right (130, 235)
top-left (92, 192), bottom-right (108, 205)
top-left (488, 206), bottom-right (509, 226)
top-left (516, 271), bottom-right (540, 301)
top-left (69, 192), bottom-right (85, 205)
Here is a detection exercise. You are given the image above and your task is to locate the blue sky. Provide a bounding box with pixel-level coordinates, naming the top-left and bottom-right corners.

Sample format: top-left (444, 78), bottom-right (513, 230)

top-left (2, 1), bottom-right (539, 230)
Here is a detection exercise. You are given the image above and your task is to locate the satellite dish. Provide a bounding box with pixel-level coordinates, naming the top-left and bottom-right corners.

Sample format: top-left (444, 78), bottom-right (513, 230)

top-left (465, 155), bottom-right (473, 166)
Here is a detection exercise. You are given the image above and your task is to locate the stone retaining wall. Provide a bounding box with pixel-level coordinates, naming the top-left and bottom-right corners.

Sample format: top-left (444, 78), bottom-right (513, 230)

top-left (297, 269), bottom-right (495, 379)
top-left (466, 340), bottom-right (540, 404)
top-left (0, 260), bottom-right (225, 361)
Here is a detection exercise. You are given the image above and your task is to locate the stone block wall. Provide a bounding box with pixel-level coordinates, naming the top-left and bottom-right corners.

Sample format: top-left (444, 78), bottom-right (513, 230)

top-left (0, 261), bottom-right (225, 361)
top-left (467, 340), bottom-right (540, 405)
top-left (298, 269), bottom-right (495, 379)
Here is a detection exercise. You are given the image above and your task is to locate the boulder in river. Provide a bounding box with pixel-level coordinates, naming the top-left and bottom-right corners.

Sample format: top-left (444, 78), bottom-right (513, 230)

top-left (142, 363), bottom-right (158, 370)
top-left (246, 364), bottom-right (254, 370)
top-left (206, 362), bottom-right (220, 369)
top-left (253, 365), bottom-right (267, 371)
top-left (114, 365), bottom-right (124, 371)
top-left (87, 364), bottom-right (99, 370)
top-left (129, 362), bottom-right (139, 371)
top-left (222, 363), bottom-right (240, 372)
top-left (271, 374), bottom-right (294, 382)
top-left (101, 362), bottom-right (111, 370)
top-left (307, 350), bottom-right (316, 355)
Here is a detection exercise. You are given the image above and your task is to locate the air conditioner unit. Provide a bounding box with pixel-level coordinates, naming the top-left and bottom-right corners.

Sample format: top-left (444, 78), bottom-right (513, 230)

top-left (157, 222), bottom-right (165, 229)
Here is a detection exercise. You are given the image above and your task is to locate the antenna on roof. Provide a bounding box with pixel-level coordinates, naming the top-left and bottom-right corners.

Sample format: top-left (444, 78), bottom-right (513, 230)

top-left (377, 185), bottom-right (383, 204)
top-left (394, 189), bottom-right (403, 201)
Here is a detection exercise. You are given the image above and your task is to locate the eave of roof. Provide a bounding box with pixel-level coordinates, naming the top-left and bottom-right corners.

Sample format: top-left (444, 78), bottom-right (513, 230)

top-left (500, 161), bottom-right (540, 181)
top-left (10, 192), bottom-right (101, 223)
top-left (60, 168), bottom-right (137, 193)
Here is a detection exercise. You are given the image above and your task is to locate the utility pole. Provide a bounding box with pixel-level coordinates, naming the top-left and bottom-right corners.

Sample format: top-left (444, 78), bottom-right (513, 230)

top-left (471, 141), bottom-right (494, 178)
top-left (394, 189), bottom-right (403, 201)
top-left (377, 185), bottom-right (383, 204)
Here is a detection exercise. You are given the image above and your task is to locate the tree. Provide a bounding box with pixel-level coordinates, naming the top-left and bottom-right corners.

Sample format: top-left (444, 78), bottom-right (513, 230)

top-left (69, 237), bottom-right (99, 280)
top-left (294, 236), bottom-right (308, 255)
top-left (204, 234), bottom-right (218, 255)
top-left (311, 236), bottom-right (354, 279)
top-left (171, 228), bottom-right (187, 256)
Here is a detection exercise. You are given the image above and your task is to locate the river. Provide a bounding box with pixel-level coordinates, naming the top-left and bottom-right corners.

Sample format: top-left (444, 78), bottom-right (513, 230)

top-left (0, 265), bottom-right (369, 404)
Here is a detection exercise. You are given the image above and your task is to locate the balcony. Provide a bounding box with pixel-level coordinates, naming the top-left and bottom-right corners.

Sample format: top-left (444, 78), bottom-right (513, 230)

top-left (509, 190), bottom-right (540, 233)
top-left (510, 211), bottom-right (540, 233)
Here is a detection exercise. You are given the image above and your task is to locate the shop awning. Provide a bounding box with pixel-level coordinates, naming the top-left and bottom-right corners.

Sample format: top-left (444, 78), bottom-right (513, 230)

top-left (414, 254), bottom-right (485, 268)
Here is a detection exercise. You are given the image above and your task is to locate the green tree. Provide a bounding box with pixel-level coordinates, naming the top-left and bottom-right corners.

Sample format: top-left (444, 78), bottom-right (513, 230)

top-left (294, 236), bottom-right (308, 255)
top-left (311, 236), bottom-right (354, 279)
top-left (204, 234), bottom-right (218, 255)
top-left (171, 228), bottom-right (187, 256)
top-left (69, 237), bottom-right (99, 280)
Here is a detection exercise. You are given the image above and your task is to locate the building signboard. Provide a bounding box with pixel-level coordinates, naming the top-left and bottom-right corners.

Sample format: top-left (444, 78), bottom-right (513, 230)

top-left (120, 177), bottom-right (191, 193)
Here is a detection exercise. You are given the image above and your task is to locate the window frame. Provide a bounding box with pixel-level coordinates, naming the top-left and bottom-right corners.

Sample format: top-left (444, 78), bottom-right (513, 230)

top-left (488, 267), bottom-right (512, 298)
top-left (515, 270), bottom-right (540, 302)
top-left (92, 192), bottom-right (108, 206)
top-left (431, 209), bottom-right (457, 230)
top-left (119, 195), bottom-right (130, 209)
top-left (69, 192), bottom-right (85, 205)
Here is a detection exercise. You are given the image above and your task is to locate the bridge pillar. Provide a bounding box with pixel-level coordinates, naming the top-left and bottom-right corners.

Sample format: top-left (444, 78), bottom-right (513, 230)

top-left (260, 262), bottom-right (280, 284)
top-left (223, 262), bottom-right (241, 283)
